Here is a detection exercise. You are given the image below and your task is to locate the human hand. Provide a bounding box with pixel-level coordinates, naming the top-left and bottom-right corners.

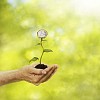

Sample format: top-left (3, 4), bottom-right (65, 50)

top-left (18, 64), bottom-right (58, 85)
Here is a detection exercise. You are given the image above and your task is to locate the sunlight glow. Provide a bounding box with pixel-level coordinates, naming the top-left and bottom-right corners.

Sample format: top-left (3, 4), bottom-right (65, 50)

top-left (70, 0), bottom-right (100, 17)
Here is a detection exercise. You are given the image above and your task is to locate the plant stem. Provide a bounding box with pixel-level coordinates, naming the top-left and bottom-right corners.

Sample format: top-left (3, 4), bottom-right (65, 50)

top-left (40, 51), bottom-right (44, 64)
top-left (40, 38), bottom-right (44, 64)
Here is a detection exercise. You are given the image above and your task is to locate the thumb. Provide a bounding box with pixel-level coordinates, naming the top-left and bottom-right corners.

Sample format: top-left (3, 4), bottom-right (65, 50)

top-left (29, 67), bottom-right (47, 75)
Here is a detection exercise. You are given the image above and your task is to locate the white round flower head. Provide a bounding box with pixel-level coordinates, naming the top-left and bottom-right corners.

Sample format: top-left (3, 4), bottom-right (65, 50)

top-left (37, 29), bottom-right (48, 38)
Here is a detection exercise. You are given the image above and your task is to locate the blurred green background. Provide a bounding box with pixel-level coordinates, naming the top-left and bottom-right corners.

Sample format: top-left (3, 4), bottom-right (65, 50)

top-left (0, 0), bottom-right (100, 100)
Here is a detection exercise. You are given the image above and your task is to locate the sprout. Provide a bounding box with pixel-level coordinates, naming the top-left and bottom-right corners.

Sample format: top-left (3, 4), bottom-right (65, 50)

top-left (29, 29), bottom-right (53, 65)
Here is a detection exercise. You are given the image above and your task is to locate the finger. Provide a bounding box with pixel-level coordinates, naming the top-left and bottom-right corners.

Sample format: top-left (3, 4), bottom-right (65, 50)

top-left (51, 64), bottom-right (58, 69)
top-left (33, 67), bottom-right (53, 83)
top-left (37, 67), bottom-right (56, 83)
top-left (30, 64), bottom-right (53, 75)
top-left (42, 67), bottom-right (58, 83)
top-left (36, 65), bottom-right (58, 83)
top-left (33, 83), bottom-right (40, 86)
top-left (41, 66), bottom-right (53, 74)
top-left (29, 67), bottom-right (44, 75)
top-left (34, 65), bottom-right (58, 85)
top-left (41, 67), bottom-right (58, 83)
top-left (40, 65), bottom-right (58, 83)
top-left (29, 74), bottom-right (41, 85)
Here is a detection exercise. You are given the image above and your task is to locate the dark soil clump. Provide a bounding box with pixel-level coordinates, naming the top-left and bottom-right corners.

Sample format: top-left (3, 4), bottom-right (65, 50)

top-left (35, 64), bottom-right (47, 69)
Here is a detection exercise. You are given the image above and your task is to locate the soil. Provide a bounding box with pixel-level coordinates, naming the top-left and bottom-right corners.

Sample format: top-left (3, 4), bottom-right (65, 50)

top-left (35, 64), bottom-right (47, 69)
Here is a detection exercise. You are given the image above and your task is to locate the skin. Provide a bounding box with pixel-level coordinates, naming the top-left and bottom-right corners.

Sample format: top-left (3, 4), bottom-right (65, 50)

top-left (0, 64), bottom-right (58, 86)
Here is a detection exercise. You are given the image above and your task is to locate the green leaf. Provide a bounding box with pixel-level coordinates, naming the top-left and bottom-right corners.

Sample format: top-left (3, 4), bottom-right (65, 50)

top-left (36, 43), bottom-right (41, 45)
top-left (43, 49), bottom-right (53, 52)
top-left (29, 57), bottom-right (39, 63)
top-left (42, 39), bottom-right (47, 41)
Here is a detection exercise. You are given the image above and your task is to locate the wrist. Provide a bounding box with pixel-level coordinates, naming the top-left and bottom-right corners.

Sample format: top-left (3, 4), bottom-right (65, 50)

top-left (15, 69), bottom-right (24, 81)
